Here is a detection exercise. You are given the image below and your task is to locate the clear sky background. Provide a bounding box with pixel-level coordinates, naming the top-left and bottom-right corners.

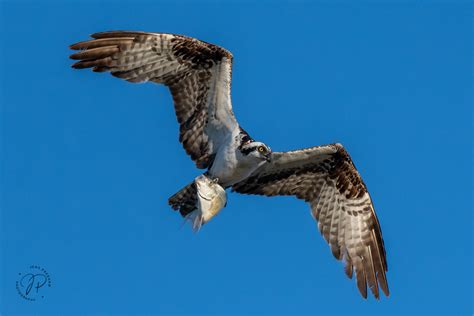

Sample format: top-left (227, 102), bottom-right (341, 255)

top-left (1, 1), bottom-right (472, 315)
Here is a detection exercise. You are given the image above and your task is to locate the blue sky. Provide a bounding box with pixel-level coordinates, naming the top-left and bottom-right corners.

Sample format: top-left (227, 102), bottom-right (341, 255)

top-left (1, 1), bottom-right (472, 315)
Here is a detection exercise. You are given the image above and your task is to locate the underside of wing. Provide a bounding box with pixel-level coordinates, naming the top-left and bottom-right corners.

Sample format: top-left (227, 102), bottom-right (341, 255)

top-left (233, 143), bottom-right (389, 299)
top-left (69, 31), bottom-right (238, 168)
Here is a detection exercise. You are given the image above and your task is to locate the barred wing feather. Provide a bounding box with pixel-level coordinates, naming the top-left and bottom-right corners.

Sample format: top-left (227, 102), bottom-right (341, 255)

top-left (232, 143), bottom-right (389, 299)
top-left (70, 31), bottom-right (238, 169)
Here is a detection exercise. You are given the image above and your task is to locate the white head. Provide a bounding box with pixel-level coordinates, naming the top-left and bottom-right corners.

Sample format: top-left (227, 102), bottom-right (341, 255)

top-left (239, 141), bottom-right (272, 163)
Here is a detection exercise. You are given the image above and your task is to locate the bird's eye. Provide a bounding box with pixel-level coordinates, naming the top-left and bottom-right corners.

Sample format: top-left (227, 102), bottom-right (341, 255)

top-left (258, 146), bottom-right (265, 153)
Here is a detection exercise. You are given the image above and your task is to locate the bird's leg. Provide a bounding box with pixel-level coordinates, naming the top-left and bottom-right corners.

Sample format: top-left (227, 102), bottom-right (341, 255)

top-left (203, 171), bottom-right (219, 184)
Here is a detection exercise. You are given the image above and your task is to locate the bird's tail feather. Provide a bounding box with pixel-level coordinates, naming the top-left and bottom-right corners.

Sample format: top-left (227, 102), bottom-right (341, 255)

top-left (168, 182), bottom-right (198, 217)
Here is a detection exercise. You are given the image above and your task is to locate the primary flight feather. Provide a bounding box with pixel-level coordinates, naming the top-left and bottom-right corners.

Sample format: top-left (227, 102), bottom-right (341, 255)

top-left (69, 30), bottom-right (389, 299)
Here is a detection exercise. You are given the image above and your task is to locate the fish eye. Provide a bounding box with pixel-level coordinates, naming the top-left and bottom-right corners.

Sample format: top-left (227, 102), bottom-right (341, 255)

top-left (258, 146), bottom-right (265, 153)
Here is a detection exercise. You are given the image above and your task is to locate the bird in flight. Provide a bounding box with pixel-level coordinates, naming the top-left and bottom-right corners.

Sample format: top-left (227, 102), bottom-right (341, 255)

top-left (69, 31), bottom-right (389, 299)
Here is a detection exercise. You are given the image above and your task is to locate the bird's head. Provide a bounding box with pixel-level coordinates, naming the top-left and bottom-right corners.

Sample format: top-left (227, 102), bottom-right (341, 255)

top-left (240, 141), bottom-right (272, 163)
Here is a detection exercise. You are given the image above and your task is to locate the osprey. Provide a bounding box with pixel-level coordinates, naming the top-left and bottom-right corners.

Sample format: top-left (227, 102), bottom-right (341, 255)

top-left (69, 31), bottom-right (389, 299)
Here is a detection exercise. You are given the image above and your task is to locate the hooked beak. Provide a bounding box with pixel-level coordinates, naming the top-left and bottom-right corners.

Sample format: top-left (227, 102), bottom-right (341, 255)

top-left (265, 153), bottom-right (272, 163)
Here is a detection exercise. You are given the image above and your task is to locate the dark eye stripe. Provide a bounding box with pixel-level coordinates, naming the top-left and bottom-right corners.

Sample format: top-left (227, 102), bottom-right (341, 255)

top-left (241, 146), bottom-right (257, 155)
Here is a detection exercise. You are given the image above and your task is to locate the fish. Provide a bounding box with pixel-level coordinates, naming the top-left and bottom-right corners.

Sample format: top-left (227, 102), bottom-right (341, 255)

top-left (185, 174), bottom-right (227, 232)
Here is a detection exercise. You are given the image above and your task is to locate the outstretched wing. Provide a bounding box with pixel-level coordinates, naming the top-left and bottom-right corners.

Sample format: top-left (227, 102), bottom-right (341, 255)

top-left (232, 143), bottom-right (389, 299)
top-left (69, 31), bottom-right (238, 169)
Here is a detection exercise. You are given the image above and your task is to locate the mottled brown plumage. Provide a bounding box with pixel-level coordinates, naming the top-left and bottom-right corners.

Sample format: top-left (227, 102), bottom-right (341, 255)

top-left (69, 31), bottom-right (389, 300)
top-left (70, 31), bottom-right (235, 169)
top-left (233, 143), bottom-right (389, 299)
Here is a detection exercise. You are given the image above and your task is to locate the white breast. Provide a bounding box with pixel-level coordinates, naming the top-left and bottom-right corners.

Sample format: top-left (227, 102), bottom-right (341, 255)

top-left (209, 139), bottom-right (266, 187)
